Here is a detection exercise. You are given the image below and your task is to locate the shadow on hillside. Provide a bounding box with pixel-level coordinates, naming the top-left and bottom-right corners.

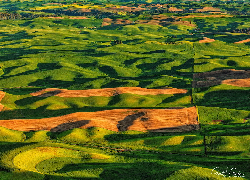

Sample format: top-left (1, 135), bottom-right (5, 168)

top-left (124, 57), bottom-right (147, 66)
top-left (77, 61), bottom-right (98, 68)
top-left (0, 47), bottom-right (44, 62)
top-left (117, 112), bottom-right (146, 131)
top-left (99, 65), bottom-right (118, 77)
top-left (142, 50), bottom-right (165, 54)
top-left (0, 30), bottom-right (35, 42)
top-left (2, 64), bottom-right (27, 76)
top-left (3, 88), bottom-right (44, 95)
top-left (200, 123), bottom-right (250, 136)
top-left (105, 124), bottom-right (200, 142)
top-left (15, 96), bottom-right (47, 106)
top-left (195, 89), bottom-right (250, 110)
top-left (0, 106), bottom-right (168, 120)
top-left (136, 58), bottom-right (170, 71)
top-left (50, 120), bottom-right (90, 132)
top-left (28, 76), bottom-right (72, 88)
top-left (2, 63), bottom-right (62, 79)
top-left (55, 161), bottom-right (181, 180)
top-left (160, 93), bottom-right (190, 104)
top-left (19, 20), bottom-right (34, 27)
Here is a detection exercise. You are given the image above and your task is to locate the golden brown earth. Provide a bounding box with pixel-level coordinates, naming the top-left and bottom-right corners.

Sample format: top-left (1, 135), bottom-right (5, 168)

top-left (182, 15), bottom-right (232, 18)
top-left (0, 107), bottom-right (199, 132)
top-left (30, 87), bottom-right (188, 97)
top-left (234, 39), bottom-right (250, 44)
top-left (0, 91), bottom-right (5, 111)
top-left (199, 37), bottom-right (215, 43)
top-left (222, 78), bottom-right (250, 87)
top-left (196, 6), bottom-right (221, 12)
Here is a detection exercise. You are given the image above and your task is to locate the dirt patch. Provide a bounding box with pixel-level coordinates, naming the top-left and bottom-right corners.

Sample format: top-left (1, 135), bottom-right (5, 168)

top-left (199, 37), bottom-right (215, 43)
top-left (0, 91), bottom-right (5, 112)
top-left (47, 16), bottom-right (89, 19)
top-left (234, 39), bottom-right (250, 44)
top-left (69, 16), bottom-right (89, 19)
top-left (35, 90), bottom-right (62, 97)
top-left (47, 17), bottom-right (64, 19)
top-left (79, 8), bottom-right (92, 13)
top-left (0, 107), bottom-right (199, 132)
top-left (168, 7), bottom-right (184, 12)
top-left (102, 16), bottom-right (194, 27)
top-left (30, 87), bottom-right (188, 98)
top-left (196, 6), bottom-right (221, 12)
top-left (193, 69), bottom-right (250, 88)
top-left (222, 78), bottom-right (250, 87)
top-left (172, 21), bottom-right (196, 27)
top-left (182, 15), bottom-right (232, 18)
top-left (104, 5), bottom-right (146, 13)
top-left (102, 18), bottom-right (132, 26)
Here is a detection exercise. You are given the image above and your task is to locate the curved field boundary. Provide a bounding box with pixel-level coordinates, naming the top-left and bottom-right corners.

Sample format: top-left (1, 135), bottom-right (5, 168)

top-left (234, 39), bottom-right (250, 44)
top-left (30, 87), bottom-right (188, 98)
top-left (0, 91), bottom-right (5, 111)
top-left (0, 107), bottom-right (199, 132)
top-left (13, 147), bottom-right (84, 172)
top-left (1, 142), bottom-right (112, 174)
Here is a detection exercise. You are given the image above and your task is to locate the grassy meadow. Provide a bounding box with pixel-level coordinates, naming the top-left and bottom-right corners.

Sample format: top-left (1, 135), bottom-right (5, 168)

top-left (0, 0), bottom-right (250, 179)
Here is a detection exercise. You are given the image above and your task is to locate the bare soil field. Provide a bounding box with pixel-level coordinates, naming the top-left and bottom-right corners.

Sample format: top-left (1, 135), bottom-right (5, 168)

top-left (234, 39), bottom-right (250, 44)
top-left (47, 16), bottom-right (89, 19)
top-left (102, 18), bottom-right (132, 26)
top-left (0, 107), bottom-right (199, 132)
top-left (47, 17), bottom-right (64, 19)
top-left (30, 87), bottom-right (188, 97)
top-left (0, 91), bottom-right (5, 111)
top-left (193, 69), bottom-right (250, 88)
top-left (100, 5), bottom-right (146, 13)
top-left (168, 7), bottom-right (184, 12)
top-left (196, 6), bottom-right (221, 12)
top-left (102, 16), bottom-right (194, 27)
top-left (222, 78), bottom-right (250, 87)
top-left (182, 15), bottom-right (232, 18)
top-left (199, 37), bottom-right (215, 43)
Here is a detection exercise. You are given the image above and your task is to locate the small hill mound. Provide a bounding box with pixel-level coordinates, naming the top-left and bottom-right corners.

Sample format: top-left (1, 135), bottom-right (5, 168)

top-left (0, 126), bottom-right (25, 142)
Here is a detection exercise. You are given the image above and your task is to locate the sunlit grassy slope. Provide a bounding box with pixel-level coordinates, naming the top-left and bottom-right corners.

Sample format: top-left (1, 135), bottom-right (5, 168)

top-left (0, 128), bottom-right (249, 179)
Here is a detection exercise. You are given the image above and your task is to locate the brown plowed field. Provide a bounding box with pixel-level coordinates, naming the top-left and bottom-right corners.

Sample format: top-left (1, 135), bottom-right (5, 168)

top-left (234, 39), bottom-right (250, 44)
top-left (0, 107), bottom-right (199, 132)
top-left (199, 37), bottom-right (215, 43)
top-left (30, 87), bottom-right (188, 97)
top-left (222, 78), bottom-right (250, 87)
top-left (193, 69), bottom-right (250, 88)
